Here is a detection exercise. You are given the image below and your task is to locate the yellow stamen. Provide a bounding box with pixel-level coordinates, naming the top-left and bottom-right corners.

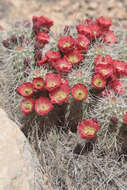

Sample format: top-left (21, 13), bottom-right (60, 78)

top-left (24, 87), bottom-right (33, 95)
top-left (74, 89), bottom-right (85, 99)
top-left (63, 42), bottom-right (70, 47)
top-left (38, 103), bottom-right (49, 112)
top-left (82, 126), bottom-right (95, 135)
top-left (24, 102), bottom-right (32, 110)
top-left (47, 81), bottom-right (57, 87)
top-left (68, 55), bottom-right (79, 63)
top-left (54, 91), bottom-right (67, 101)
top-left (94, 79), bottom-right (103, 87)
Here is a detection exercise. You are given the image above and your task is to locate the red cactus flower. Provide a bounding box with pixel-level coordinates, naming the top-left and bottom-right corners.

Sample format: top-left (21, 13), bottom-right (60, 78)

top-left (17, 82), bottom-right (34, 97)
top-left (89, 23), bottom-right (101, 39)
top-left (37, 57), bottom-right (48, 66)
top-left (71, 84), bottom-right (88, 101)
top-left (94, 55), bottom-right (102, 64)
top-left (94, 64), bottom-right (113, 79)
top-left (45, 73), bottom-right (61, 91)
top-left (102, 30), bottom-right (117, 44)
top-left (76, 34), bottom-right (90, 52)
top-left (77, 119), bottom-right (99, 139)
top-left (112, 60), bottom-right (127, 76)
top-left (110, 80), bottom-right (125, 95)
top-left (76, 24), bottom-right (92, 38)
top-left (96, 16), bottom-right (112, 31)
top-left (33, 16), bottom-right (53, 28)
top-left (49, 84), bottom-right (69, 104)
top-left (45, 50), bottom-right (61, 62)
top-left (92, 73), bottom-right (106, 89)
top-left (36, 32), bottom-right (50, 44)
top-left (58, 36), bottom-right (75, 53)
top-left (54, 58), bottom-right (72, 73)
top-left (21, 98), bottom-right (35, 114)
top-left (94, 55), bottom-right (113, 66)
top-left (85, 18), bottom-right (96, 25)
top-left (123, 112), bottom-right (127, 124)
top-left (32, 77), bottom-right (44, 90)
top-left (61, 78), bottom-right (69, 87)
top-left (35, 97), bottom-right (53, 116)
top-left (64, 50), bottom-right (83, 65)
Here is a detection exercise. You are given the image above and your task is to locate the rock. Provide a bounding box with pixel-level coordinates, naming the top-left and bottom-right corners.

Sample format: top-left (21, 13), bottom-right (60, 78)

top-left (0, 108), bottom-right (44, 190)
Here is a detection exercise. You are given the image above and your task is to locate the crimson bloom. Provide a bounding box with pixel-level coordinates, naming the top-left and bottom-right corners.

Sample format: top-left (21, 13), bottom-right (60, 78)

top-left (45, 73), bottom-right (61, 91)
top-left (64, 50), bottom-right (83, 65)
top-left (112, 60), bottom-right (127, 76)
top-left (92, 73), bottom-right (106, 89)
top-left (102, 30), bottom-right (117, 44)
top-left (61, 78), bottom-right (69, 88)
top-left (76, 24), bottom-right (92, 38)
top-left (94, 64), bottom-right (113, 79)
top-left (94, 55), bottom-right (113, 67)
top-left (36, 32), bottom-right (50, 44)
top-left (71, 83), bottom-right (88, 101)
top-left (45, 50), bottom-right (61, 62)
top-left (77, 119), bottom-right (99, 139)
top-left (85, 18), bottom-right (95, 25)
top-left (54, 58), bottom-right (72, 73)
top-left (37, 57), bottom-right (48, 66)
top-left (32, 16), bottom-right (53, 28)
top-left (32, 77), bottom-right (44, 90)
top-left (17, 82), bottom-right (34, 97)
top-left (89, 24), bottom-right (101, 39)
top-left (76, 34), bottom-right (90, 52)
top-left (96, 16), bottom-right (112, 31)
top-left (123, 112), bottom-right (127, 124)
top-left (49, 84), bottom-right (69, 104)
top-left (58, 36), bottom-right (75, 53)
top-left (21, 98), bottom-right (35, 114)
top-left (35, 97), bottom-right (53, 116)
top-left (110, 80), bottom-right (125, 95)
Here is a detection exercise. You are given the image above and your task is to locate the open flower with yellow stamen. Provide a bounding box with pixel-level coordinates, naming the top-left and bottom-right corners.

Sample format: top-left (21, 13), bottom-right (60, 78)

top-left (35, 97), bottom-right (53, 116)
top-left (45, 50), bottom-right (61, 62)
top-left (94, 64), bottom-right (113, 79)
top-left (49, 84), bottom-right (69, 104)
top-left (17, 82), bottom-right (34, 97)
top-left (65, 50), bottom-right (83, 65)
top-left (45, 73), bottom-right (61, 91)
top-left (21, 98), bottom-right (35, 114)
top-left (77, 119), bottom-right (99, 139)
top-left (58, 36), bottom-right (75, 53)
top-left (54, 58), bottom-right (72, 73)
top-left (32, 77), bottom-right (44, 90)
top-left (92, 73), bottom-right (106, 89)
top-left (71, 83), bottom-right (88, 101)
top-left (76, 34), bottom-right (90, 52)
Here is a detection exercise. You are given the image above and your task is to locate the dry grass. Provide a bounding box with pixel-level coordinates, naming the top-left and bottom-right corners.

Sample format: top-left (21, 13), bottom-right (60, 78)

top-left (26, 125), bottom-right (127, 190)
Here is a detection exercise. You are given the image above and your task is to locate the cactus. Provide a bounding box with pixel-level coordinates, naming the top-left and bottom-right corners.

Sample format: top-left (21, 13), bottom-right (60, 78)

top-left (0, 15), bottom-right (127, 151)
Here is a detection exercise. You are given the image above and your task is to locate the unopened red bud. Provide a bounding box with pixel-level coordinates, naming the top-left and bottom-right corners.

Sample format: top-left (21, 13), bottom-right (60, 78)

top-left (92, 118), bottom-right (98, 123)
top-left (64, 25), bottom-right (70, 34)
top-left (2, 40), bottom-right (9, 48)
top-left (11, 35), bottom-right (17, 44)
top-left (110, 116), bottom-right (118, 124)
top-left (35, 51), bottom-right (42, 61)
top-left (24, 58), bottom-right (30, 66)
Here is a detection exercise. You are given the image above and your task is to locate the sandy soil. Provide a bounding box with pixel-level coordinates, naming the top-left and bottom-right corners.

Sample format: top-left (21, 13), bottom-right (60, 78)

top-left (0, 0), bottom-right (127, 32)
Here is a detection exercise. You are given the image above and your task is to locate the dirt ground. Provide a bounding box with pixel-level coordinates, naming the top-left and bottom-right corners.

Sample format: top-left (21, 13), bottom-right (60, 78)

top-left (0, 0), bottom-right (127, 32)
